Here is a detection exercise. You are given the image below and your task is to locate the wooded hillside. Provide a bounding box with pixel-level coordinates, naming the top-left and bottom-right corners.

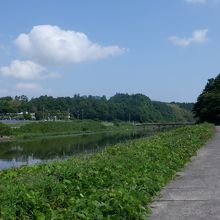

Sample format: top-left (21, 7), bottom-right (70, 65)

top-left (0, 93), bottom-right (194, 122)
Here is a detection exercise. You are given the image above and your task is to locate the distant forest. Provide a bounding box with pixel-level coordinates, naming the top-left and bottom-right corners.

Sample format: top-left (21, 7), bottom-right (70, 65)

top-left (0, 93), bottom-right (194, 123)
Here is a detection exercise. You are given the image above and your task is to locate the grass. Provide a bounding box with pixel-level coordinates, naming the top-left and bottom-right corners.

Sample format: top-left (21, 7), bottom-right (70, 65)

top-left (0, 123), bottom-right (12, 136)
top-left (0, 123), bottom-right (214, 219)
top-left (7, 120), bottom-right (134, 140)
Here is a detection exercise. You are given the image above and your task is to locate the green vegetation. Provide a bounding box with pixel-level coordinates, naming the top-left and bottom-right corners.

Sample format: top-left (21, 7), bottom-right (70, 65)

top-left (10, 120), bottom-right (134, 140)
top-left (152, 101), bottom-right (194, 122)
top-left (0, 93), bottom-right (194, 123)
top-left (0, 124), bottom-right (213, 219)
top-left (193, 74), bottom-right (220, 124)
top-left (0, 123), bottom-right (12, 137)
top-left (170, 102), bottom-right (194, 112)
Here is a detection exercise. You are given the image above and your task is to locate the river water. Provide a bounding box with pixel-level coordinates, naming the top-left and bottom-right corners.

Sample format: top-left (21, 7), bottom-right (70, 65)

top-left (0, 128), bottom-right (158, 170)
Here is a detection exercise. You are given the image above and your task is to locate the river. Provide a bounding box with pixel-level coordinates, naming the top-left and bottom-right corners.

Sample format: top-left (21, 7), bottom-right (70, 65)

top-left (0, 127), bottom-right (160, 170)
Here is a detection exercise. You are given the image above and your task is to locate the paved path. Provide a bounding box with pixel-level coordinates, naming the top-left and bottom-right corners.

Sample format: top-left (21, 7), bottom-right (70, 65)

top-left (149, 126), bottom-right (220, 220)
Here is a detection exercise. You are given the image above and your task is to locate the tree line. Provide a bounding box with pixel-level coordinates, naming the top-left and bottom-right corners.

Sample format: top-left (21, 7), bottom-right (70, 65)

top-left (193, 74), bottom-right (220, 125)
top-left (0, 93), bottom-right (194, 122)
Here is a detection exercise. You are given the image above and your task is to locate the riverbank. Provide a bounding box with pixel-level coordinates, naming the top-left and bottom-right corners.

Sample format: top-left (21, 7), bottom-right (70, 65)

top-left (0, 136), bottom-right (13, 142)
top-left (0, 124), bottom-right (214, 219)
top-left (2, 120), bottom-right (135, 141)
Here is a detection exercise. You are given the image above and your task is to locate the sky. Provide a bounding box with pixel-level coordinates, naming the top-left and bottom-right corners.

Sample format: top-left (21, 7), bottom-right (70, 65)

top-left (0, 0), bottom-right (220, 102)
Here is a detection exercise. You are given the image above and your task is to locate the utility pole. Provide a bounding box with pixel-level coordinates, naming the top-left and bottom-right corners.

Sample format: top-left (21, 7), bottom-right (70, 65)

top-left (67, 108), bottom-right (70, 120)
top-left (43, 106), bottom-right (45, 121)
top-left (81, 109), bottom-right (84, 120)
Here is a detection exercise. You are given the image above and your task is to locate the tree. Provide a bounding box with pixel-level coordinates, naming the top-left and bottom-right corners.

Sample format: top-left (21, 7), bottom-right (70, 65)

top-left (0, 93), bottom-right (194, 122)
top-left (193, 74), bottom-right (220, 124)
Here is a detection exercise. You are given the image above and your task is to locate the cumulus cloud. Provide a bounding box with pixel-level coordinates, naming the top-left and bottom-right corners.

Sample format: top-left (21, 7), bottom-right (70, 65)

top-left (184, 0), bottom-right (207, 4)
top-left (15, 25), bottom-right (125, 65)
top-left (168, 29), bottom-right (208, 46)
top-left (0, 60), bottom-right (45, 79)
top-left (15, 82), bottom-right (42, 92)
top-left (0, 60), bottom-right (60, 80)
top-left (184, 0), bottom-right (220, 4)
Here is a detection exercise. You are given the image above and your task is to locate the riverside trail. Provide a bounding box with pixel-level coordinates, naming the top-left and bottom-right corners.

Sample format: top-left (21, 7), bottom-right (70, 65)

top-left (150, 126), bottom-right (220, 220)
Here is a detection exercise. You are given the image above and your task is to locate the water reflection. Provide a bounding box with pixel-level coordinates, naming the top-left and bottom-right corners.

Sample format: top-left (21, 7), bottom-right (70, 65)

top-left (0, 128), bottom-right (155, 170)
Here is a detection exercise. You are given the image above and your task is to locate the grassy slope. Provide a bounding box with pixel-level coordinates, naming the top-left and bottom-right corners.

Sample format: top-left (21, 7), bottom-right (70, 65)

top-left (0, 124), bottom-right (214, 219)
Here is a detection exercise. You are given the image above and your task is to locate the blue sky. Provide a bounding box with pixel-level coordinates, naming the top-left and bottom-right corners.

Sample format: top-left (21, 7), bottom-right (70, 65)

top-left (0, 0), bottom-right (219, 102)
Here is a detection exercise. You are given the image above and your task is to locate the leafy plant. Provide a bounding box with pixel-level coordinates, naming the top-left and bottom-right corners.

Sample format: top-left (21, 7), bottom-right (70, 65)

top-left (0, 124), bottom-right (214, 219)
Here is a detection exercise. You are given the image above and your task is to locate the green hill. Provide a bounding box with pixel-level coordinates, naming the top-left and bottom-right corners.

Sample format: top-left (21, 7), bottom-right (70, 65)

top-left (0, 94), bottom-right (194, 123)
top-left (152, 101), bottom-right (194, 122)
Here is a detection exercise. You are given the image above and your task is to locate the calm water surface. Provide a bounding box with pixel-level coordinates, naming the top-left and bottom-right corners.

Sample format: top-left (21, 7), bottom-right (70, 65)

top-left (0, 128), bottom-right (156, 170)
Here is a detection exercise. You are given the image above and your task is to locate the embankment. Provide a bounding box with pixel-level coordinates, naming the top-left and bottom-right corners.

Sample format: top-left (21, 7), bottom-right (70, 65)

top-left (0, 124), bottom-right (214, 219)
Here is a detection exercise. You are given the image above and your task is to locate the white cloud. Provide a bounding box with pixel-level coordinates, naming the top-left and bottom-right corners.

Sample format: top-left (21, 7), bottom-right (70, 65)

top-left (184, 0), bottom-right (220, 4)
top-left (0, 60), bottom-right (60, 80)
top-left (184, 0), bottom-right (207, 4)
top-left (0, 60), bottom-right (44, 79)
top-left (15, 82), bottom-right (42, 92)
top-left (169, 29), bottom-right (208, 46)
top-left (15, 25), bottom-right (125, 65)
